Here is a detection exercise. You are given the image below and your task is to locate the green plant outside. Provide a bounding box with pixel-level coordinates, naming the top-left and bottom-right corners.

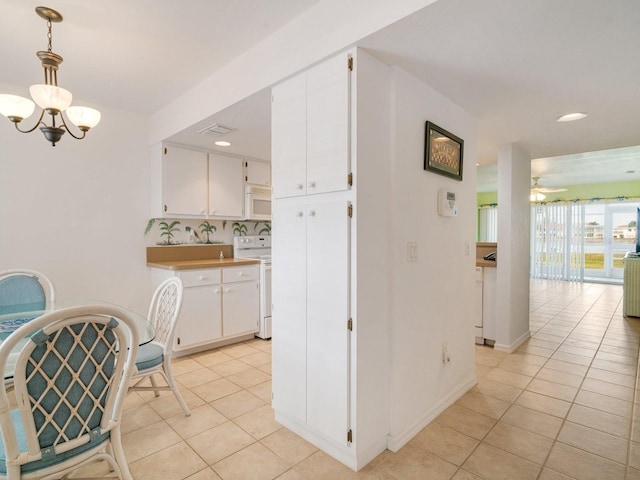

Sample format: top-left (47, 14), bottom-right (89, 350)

top-left (533, 252), bottom-right (626, 270)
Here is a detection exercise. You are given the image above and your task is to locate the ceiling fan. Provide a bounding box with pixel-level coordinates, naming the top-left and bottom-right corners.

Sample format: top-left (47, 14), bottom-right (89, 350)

top-left (530, 176), bottom-right (567, 201)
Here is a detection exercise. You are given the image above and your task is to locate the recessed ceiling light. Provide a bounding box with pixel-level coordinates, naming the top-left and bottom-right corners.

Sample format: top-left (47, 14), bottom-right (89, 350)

top-left (215, 141), bottom-right (231, 147)
top-left (556, 112), bottom-right (588, 122)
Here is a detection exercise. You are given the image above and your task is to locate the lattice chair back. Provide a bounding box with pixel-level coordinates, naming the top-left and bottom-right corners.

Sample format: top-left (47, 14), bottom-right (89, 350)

top-left (129, 277), bottom-right (189, 416)
top-left (0, 269), bottom-right (56, 316)
top-left (146, 277), bottom-right (183, 357)
top-left (0, 304), bottom-right (139, 479)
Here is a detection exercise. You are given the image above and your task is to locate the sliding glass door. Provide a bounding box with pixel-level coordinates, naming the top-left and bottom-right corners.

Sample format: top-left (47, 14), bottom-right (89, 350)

top-left (584, 203), bottom-right (637, 280)
top-left (480, 199), bottom-right (638, 283)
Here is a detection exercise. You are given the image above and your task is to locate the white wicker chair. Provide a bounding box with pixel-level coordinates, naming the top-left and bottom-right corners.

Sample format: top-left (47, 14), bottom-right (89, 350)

top-left (0, 269), bottom-right (56, 316)
top-left (129, 277), bottom-right (190, 416)
top-left (0, 304), bottom-right (139, 479)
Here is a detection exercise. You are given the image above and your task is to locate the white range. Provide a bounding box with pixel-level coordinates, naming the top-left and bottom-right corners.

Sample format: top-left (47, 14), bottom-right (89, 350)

top-left (233, 235), bottom-right (272, 339)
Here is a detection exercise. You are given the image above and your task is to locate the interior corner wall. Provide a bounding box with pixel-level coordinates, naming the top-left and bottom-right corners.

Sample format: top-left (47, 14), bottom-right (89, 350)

top-left (387, 66), bottom-right (478, 450)
top-left (0, 83), bottom-right (152, 315)
top-left (495, 143), bottom-right (531, 351)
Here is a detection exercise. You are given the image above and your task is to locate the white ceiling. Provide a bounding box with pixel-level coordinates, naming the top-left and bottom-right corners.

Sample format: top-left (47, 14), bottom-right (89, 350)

top-left (0, 0), bottom-right (320, 114)
top-left (1, 0), bottom-right (639, 189)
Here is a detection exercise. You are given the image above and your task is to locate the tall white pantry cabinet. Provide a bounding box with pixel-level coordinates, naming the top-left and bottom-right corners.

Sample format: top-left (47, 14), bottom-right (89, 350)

top-left (271, 49), bottom-right (391, 470)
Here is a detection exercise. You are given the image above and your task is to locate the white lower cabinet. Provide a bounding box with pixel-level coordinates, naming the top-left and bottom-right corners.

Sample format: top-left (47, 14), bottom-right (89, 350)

top-left (177, 269), bottom-right (222, 348)
top-left (221, 266), bottom-right (260, 337)
top-left (272, 197), bottom-right (350, 446)
top-left (151, 264), bottom-right (259, 352)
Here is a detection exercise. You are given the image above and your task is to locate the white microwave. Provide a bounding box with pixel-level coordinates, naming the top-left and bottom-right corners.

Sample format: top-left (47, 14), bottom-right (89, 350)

top-left (245, 186), bottom-right (271, 221)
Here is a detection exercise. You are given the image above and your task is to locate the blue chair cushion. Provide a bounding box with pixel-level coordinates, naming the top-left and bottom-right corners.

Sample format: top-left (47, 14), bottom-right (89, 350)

top-left (135, 342), bottom-right (164, 371)
top-left (0, 410), bottom-right (109, 474)
top-left (0, 276), bottom-right (45, 313)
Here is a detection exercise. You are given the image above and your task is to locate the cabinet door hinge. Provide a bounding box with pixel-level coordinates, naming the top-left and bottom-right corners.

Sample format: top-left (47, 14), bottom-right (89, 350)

top-left (347, 204), bottom-right (353, 218)
top-left (347, 319), bottom-right (353, 331)
top-left (177, 337), bottom-right (181, 345)
top-left (347, 429), bottom-right (353, 443)
top-left (347, 172), bottom-right (353, 186)
top-left (245, 175), bottom-right (248, 182)
top-left (348, 57), bottom-right (353, 71)
top-left (163, 147), bottom-right (168, 155)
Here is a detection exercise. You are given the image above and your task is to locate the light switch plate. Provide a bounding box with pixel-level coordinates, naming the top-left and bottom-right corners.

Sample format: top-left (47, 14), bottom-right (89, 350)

top-left (407, 242), bottom-right (418, 262)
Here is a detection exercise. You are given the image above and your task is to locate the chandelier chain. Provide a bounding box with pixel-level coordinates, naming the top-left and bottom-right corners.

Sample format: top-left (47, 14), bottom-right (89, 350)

top-left (47, 18), bottom-right (52, 53)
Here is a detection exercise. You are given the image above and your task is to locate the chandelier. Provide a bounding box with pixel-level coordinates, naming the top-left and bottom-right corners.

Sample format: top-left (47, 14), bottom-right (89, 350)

top-left (0, 6), bottom-right (101, 146)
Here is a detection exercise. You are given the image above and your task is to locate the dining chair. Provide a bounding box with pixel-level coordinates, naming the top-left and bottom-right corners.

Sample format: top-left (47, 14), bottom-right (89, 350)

top-left (129, 277), bottom-right (190, 416)
top-left (0, 269), bottom-right (56, 315)
top-left (0, 304), bottom-right (139, 480)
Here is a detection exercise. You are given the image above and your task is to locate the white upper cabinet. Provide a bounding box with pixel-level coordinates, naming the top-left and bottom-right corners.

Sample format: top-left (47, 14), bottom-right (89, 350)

top-left (306, 54), bottom-right (351, 196)
top-left (155, 145), bottom-right (244, 219)
top-left (271, 52), bottom-right (351, 199)
top-left (162, 145), bottom-right (208, 216)
top-left (208, 153), bottom-right (244, 218)
top-left (272, 73), bottom-right (307, 198)
top-left (245, 160), bottom-right (271, 187)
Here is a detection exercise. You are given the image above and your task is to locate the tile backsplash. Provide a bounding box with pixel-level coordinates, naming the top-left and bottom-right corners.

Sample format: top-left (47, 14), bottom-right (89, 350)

top-left (145, 218), bottom-right (271, 246)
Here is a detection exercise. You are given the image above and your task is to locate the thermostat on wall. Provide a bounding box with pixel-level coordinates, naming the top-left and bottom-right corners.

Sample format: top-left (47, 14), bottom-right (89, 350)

top-left (438, 189), bottom-right (458, 217)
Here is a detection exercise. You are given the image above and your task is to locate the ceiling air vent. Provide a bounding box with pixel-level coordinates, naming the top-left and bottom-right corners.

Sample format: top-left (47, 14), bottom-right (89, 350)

top-left (197, 123), bottom-right (236, 136)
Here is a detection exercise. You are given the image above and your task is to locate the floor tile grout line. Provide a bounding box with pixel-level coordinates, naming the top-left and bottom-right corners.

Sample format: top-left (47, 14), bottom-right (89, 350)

top-left (624, 310), bottom-right (640, 480)
top-left (534, 283), bottom-right (630, 479)
top-left (446, 283), bottom-right (592, 477)
top-left (470, 281), bottom-right (627, 479)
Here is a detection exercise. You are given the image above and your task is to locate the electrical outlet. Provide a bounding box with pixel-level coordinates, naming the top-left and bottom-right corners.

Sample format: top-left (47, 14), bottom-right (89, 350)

top-left (442, 342), bottom-right (451, 364)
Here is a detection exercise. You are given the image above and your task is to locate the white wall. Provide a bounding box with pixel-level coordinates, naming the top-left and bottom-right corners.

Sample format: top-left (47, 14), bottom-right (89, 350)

top-left (387, 67), bottom-right (477, 449)
top-left (0, 84), bottom-right (152, 315)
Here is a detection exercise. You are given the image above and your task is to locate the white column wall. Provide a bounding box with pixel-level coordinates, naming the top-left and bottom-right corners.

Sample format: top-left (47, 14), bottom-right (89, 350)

top-left (387, 67), bottom-right (478, 450)
top-left (0, 82), bottom-right (152, 315)
top-left (495, 143), bottom-right (531, 351)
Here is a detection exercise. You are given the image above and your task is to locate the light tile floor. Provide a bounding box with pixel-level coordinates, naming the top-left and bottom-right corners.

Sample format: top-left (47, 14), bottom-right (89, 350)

top-left (103, 279), bottom-right (640, 479)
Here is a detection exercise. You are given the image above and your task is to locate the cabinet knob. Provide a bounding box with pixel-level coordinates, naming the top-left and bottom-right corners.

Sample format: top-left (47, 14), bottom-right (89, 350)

top-left (309, 210), bottom-right (316, 217)
top-left (238, 272), bottom-right (245, 277)
top-left (224, 288), bottom-right (230, 293)
top-left (296, 184), bottom-right (304, 190)
top-left (199, 275), bottom-right (206, 280)
top-left (210, 208), bottom-right (216, 214)
top-left (214, 288), bottom-right (220, 294)
top-left (308, 181), bottom-right (316, 188)
top-left (297, 211), bottom-right (304, 218)
top-left (200, 208), bottom-right (206, 215)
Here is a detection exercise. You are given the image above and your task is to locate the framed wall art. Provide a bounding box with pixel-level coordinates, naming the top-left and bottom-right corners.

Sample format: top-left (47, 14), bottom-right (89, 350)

top-left (424, 121), bottom-right (464, 181)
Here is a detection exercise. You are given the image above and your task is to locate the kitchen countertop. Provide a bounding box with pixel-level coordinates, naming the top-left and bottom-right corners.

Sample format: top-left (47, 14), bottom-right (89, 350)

top-left (476, 259), bottom-right (497, 268)
top-left (476, 242), bottom-right (497, 268)
top-left (147, 257), bottom-right (260, 270)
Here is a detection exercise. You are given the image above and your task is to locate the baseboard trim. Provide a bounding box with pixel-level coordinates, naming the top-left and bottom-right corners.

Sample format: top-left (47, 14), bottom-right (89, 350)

top-left (386, 374), bottom-right (477, 452)
top-left (274, 412), bottom-right (386, 471)
top-left (494, 330), bottom-right (531, 353)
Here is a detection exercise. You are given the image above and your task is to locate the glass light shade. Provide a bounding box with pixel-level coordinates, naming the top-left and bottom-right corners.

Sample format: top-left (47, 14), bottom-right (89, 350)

top-left (530, 192), bottom-right (546, 202)
top-left (0, 94), bottom-right (35, 119)
top-left (29, 84), bottom-right (72, 112)
top-left (66, 106), bottom-right (101, 129)
top-left (556, 112), bottom-right (588, 122)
